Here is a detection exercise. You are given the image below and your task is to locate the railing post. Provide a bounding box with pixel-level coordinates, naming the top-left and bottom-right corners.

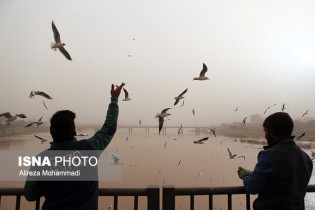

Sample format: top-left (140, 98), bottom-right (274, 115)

top-left (147, 185), bottom-right (159, 210)
top-left (163, 185), bottom-right (175, 210)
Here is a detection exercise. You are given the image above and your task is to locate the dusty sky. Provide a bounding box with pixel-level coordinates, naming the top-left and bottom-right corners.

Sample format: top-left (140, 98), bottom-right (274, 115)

top-left (1, 0), bottom-right (315, 126)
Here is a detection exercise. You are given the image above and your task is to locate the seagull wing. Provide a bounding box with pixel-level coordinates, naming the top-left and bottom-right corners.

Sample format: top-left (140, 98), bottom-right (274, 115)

top-left (199, 63), bottom-right (208, 77)
top-left (227, 148), bottom-right (232, 157)
top-left (112, 154), bottom-right (120, 161)
top-left (161, 108), bottom-right (171, 114)
top-left (38, 116), bottom-right (43, 122)
top-left (34, 135), bottom-right (46, 141)
top-left (17, 114), bottom-right (27, 118)
top-left (178, 88), bottom-right (188, 97)
top-left (158, 117), bottom-right (164, 135)
top-left (52, 21), bottom-right (61, 43)
top-left (174, 99), bottom-right (180, 106)
top-left (25, 122), bottom-right (34, 127)
top-left (123, 88), bottom-right (129, 98)
top-left (59, 47), bottom-right (72, 61)
top-left (200, 137), bottom-right (209, 142)
top-left (0, 112), bottom-right (13, 119)
top-left (35, 91), bottom-right (53, 99)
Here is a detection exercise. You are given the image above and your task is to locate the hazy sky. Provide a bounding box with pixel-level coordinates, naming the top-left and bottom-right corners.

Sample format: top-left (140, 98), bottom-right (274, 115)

top-left (1, 0), bottom-right (315, 126)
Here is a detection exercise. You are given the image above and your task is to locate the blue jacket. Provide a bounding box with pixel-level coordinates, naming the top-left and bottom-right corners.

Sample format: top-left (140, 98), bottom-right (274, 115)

top-left (24, 97), bottom-right (119, 210)
top-left (243, 136), bottom-right (313, 210)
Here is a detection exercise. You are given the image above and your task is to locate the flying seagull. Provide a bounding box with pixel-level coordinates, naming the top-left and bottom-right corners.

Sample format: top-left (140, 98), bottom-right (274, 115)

top-left (295, 132), bottom-right (305, 140)
top-left (302, 110), bottom-right (309, 118)
top-left (209, 128), bottom-right (216, 137)
top-left (197, 170), bottom-right (206, 179)
top-left (111, 154), bottom-right (122, 165)
top-left (193, 63), bottom-right (209, 80)
top-left (29, 91), bottom-right (53, 99)
top-left (193, 137), bottom-right (209, 144)
top-left (174, 88), bottom-right (188, 106)
top-left (192, 109), bottom-right (196, 116)
top-left (234, 107), bottom-right (239, 112)
top-left (51, 21), bottom-right (72, 61)
top-left (0, 112), bottom-right (27, 124)
top-left (106, 202), bottom-right (113, 210)
top-left (263, 103), bottom-right (277, 115)
top-left (34, 135), bottom-right (47, 144)
top-left (281, 103), bottom-right (286, 111)
top-left (227, 147), bottom-right (237, 159)
top-left (25, 116), bottom-right (43, 128)
top-left (243, 117), bottom-right (247, 124)
top-left (155, 108), bottom-right (171, 135)
top-left (76, 132), bottom-right (88, 136)
top-left (122, 88), bottom-right (131, 101)
top-left (180, 101), bottom-right (185, 107)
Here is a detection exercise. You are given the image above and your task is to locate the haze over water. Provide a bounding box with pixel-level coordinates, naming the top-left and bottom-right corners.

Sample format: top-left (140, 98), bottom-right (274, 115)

top-left (0, 128), bottom-right (315, 210)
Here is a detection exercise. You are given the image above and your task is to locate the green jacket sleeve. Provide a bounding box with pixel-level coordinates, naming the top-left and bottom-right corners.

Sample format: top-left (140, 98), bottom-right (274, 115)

top-left (89, 97), bottom-right (119, 150)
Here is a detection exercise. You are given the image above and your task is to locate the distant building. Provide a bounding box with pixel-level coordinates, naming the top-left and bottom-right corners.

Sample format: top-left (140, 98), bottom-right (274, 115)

top-left (250, 114), bottom-right (263, 125)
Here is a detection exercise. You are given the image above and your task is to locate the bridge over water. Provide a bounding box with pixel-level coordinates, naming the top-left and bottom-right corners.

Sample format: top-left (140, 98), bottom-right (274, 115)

top-left (117, 125), bottom-right (210, 135)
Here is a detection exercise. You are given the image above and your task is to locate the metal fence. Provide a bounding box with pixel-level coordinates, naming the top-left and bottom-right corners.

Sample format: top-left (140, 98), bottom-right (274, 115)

top-left (1, 185), bottom-right (315, 210)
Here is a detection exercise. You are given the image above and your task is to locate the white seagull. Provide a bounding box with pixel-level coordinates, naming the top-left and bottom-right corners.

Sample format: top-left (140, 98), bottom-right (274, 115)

top-left (25, 116), bottom-right (43, 128)
top-left (51, 21), bottom-right (72, 61)
top-left (174, 88), bottom-right (188, 106)
top-left (111, 154), bottom-right (122, 165)
top-left (29, 91), bottom-right (53, 99)
top-left (155, 108), bottom-right (171, 135)
top-left (209, 128), bottom-right (216, 137)
top-left (76, 132), bottom-right (88, 136)
top-left (0, 112), bottom-right (27, 124)
top-left (227, 147), bottom-right (237, 159)
top-left (197, 170), bottom-right (206, 179)
top-left (122, 88), bottom-right (131, 101)
top-left (193, 63), bottom-right (209, 80)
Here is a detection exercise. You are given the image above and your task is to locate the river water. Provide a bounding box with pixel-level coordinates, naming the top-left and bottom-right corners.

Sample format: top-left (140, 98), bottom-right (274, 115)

top-left (0, 127), bottom-right (314, 210)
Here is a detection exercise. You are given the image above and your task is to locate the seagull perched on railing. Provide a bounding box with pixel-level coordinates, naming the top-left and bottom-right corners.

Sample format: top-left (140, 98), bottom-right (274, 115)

top-left (155, 108), bottom-right (171, 135)
top-left (29, 91), bottom-right (52, 99)
top-left (25, 116), bottom-right (43, 128)
top-left (174, 88), bottom-right (188, 106)
top-left (193, 63), bottom-right (209, 81)
top-left (0, 112), bottom-right (27, 124)
top-left (51, 21), bottom-right (72, 61)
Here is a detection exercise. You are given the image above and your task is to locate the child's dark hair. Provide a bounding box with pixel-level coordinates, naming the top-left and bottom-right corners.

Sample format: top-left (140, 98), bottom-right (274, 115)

top-left (263, 112), bottom-right (293, 136)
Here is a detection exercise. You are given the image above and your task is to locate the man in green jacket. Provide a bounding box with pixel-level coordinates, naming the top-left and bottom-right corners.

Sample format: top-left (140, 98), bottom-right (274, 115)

top-left (24, 82), bottom-right (125, 210)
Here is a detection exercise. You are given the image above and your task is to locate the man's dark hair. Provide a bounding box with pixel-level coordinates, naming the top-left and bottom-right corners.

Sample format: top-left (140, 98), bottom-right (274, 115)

top-left (50, 110), bottom-right (76, 142)
top-left (263, 112), bottom-right (293, 137)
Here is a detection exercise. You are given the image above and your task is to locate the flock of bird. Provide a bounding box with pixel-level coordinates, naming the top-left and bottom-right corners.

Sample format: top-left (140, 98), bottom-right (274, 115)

top-left (0, 20), bottom-right (312, 149)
